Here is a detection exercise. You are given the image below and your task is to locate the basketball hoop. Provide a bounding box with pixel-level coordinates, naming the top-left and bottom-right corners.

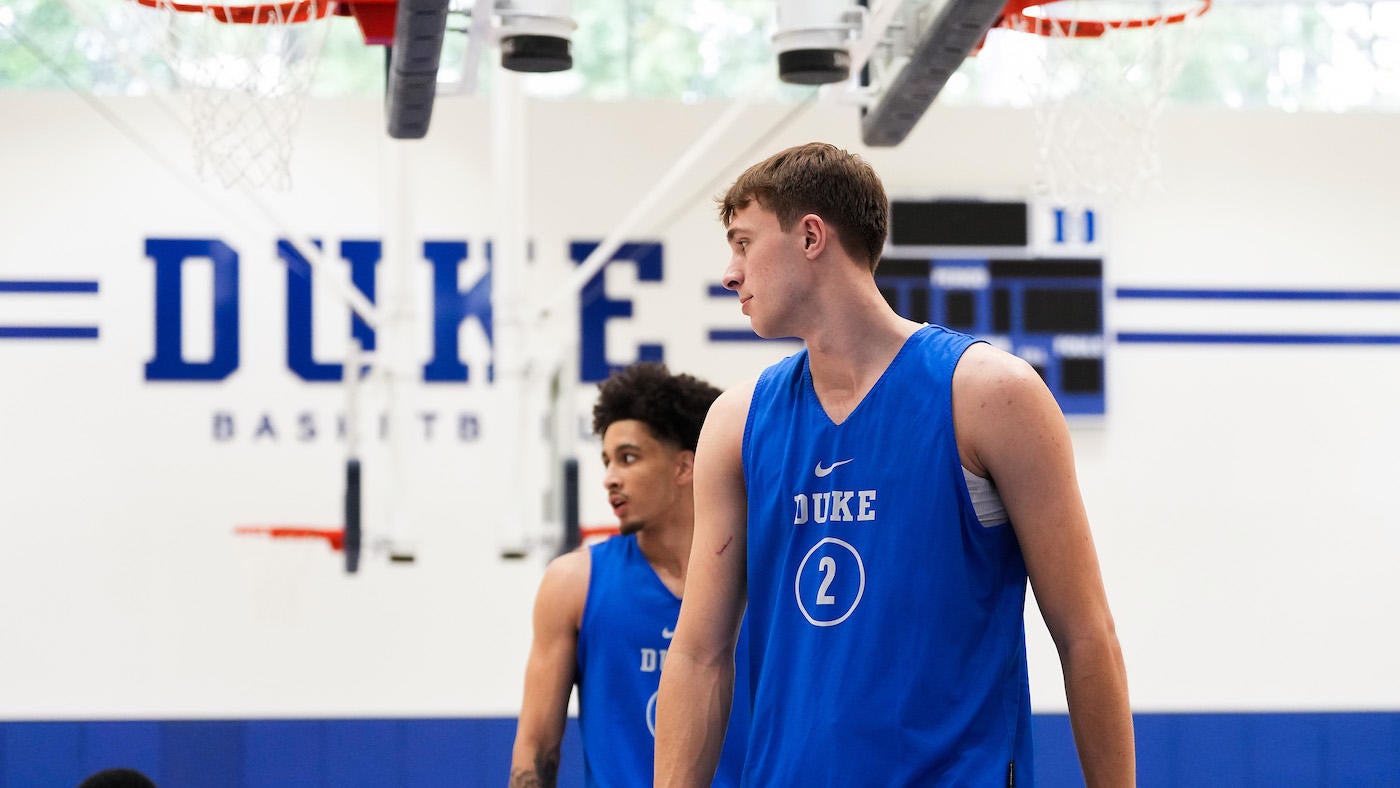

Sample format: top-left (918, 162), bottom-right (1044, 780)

top-left (998, 0), bottom-right (1210, 38)
top-left (235, 525), bottom-right (346, 551)
top-left (125, 0), bottom-right (336, 190)
top-left (988, 0), bottom-right (1211, 205)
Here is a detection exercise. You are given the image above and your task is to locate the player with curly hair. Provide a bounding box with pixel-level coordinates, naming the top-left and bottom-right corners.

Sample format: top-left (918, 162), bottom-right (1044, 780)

top-left (510, 362), bottom-right (748, 787)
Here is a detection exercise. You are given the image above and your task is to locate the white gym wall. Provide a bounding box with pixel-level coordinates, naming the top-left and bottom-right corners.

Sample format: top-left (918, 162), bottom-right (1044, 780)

top-left (1, 90), bottom-right (1397, 726)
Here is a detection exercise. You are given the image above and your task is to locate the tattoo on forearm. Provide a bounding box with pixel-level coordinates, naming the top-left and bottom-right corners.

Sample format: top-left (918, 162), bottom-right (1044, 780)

top-left (509, 748), bottom-right (560, 788)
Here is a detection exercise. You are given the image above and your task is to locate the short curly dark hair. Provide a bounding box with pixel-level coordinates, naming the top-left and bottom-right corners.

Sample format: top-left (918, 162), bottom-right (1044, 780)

top-left (592, 362), bottom-right (721, 451)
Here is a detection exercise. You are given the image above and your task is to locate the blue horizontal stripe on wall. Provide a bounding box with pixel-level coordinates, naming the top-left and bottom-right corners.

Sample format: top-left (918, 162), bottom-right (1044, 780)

top-left (1034, 712), bottom-right (1400, 786)
top-left (0, 326), bottom-right (100, 339)
top-left (0, 718), bottom-right (583, 788)
top-left (0, 280), bottom-right (99, 293)
top-left (2, 712), bottom-right (1395, 787)
top-left (1115, 288), bottom-right (1400, 301)
top-left (707, 329), bottom-right (801, 343)
top-left (1117, 332), bottom-right (1400, 345)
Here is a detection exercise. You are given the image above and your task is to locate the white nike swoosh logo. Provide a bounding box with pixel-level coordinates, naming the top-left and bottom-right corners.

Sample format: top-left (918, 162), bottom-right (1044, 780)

top-left (814, 458), bottom-right (854, 477)
top-left (662, 627), bottom-right (675, 639)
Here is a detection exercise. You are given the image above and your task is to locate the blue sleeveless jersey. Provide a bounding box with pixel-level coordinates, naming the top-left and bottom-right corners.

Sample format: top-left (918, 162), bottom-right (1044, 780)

top-left (576, 534), bottom-right (749, 787)
top-left (740, 325), bottom-right (1033, 786)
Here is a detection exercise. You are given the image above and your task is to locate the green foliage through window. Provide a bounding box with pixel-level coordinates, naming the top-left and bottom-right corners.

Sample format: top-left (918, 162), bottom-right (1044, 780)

top-left (2, 0), bottom-right (1398, 112)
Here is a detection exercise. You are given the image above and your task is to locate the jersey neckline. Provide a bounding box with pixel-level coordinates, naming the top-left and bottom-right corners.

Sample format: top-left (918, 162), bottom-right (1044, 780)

top-left (800, 324), bottom-right (934, 428)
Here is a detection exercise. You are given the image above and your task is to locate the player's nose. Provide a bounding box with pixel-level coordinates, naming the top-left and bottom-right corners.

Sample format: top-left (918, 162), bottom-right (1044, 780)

top-left (722, 259), bottom-right (743, 291)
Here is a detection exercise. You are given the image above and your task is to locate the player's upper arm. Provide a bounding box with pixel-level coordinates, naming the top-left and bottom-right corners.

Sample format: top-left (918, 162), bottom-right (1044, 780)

top-left (953, 343), bottom-right (1117, 650)
top-left (676, 380), bottom-right (754, 659)
top-left (513, 548), bottom-right (589, 753)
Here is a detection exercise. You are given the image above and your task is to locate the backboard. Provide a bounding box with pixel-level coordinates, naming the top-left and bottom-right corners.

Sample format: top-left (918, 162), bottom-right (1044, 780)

top-left (860, 0), bottom-right (1008, 146)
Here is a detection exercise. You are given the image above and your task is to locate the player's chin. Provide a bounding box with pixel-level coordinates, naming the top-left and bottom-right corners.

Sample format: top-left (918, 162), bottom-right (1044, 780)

top-left (750, 323), bottom-right (795, 341)
top-left (618, 520), bottom-right (643, 536)
top-left (748, 319), bottom-right (783, 340)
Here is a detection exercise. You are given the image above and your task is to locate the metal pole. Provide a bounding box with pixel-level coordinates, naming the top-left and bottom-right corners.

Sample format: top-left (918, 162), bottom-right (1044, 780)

top-left (492, 67), bottom-right (533, 557)
top-left (380, 136), bottom-right (416, 562)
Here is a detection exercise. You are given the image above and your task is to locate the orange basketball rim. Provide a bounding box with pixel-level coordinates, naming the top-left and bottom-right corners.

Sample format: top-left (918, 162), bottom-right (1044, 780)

top-left (127, 0), bottom-right (399, 45)
top-left (128, 0), bottom-right (329, 25)
top-left (995, 0), bottom-right (1212, 38)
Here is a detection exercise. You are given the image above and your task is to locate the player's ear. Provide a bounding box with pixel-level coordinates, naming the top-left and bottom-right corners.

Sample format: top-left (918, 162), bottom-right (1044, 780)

top-left (675, 449), bottom-right (696, 485)
top-left (799, 214), bottom-right (826, 259)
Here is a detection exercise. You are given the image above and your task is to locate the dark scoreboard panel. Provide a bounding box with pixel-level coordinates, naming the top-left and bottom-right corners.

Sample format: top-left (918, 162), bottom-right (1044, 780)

top-left (890, 200), bottom-right (1030, 247)
top-left (882, 200), bottom-right (1105, 416)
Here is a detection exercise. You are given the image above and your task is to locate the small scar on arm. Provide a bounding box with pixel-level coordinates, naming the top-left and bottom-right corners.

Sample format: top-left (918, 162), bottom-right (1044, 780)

top-left (716, 536), bottom-right (733, 556)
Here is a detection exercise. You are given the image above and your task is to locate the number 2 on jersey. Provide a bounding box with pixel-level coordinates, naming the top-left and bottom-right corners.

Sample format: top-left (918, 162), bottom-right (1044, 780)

top-left (816, 556), bottom-right (837, 605)
top-left (795, 536), bottom-right (866, 627)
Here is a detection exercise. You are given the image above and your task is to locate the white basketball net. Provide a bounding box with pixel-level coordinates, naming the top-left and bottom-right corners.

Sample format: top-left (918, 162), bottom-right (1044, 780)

top-left (1008, 0), bottom-right (1209, 204)
top-left (143, 0), bottom-right (333, 190)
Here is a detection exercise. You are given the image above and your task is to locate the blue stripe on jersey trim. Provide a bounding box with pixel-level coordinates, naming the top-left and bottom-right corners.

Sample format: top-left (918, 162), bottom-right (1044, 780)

top-left (0, 280), bottom-right (99, 293)
top-left (1117, 332), bottom-right (1400, 345)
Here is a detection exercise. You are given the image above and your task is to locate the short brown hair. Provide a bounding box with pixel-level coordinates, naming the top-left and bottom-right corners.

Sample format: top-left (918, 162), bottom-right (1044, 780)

top-left (717, 142), bottom-right (888, 271)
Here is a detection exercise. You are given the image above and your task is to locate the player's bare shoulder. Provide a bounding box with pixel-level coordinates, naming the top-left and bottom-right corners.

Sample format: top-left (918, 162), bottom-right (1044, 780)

top-left (705, 375), bottom-right (759, 436)
top-left (952, 341), bottom-right (1060, 476)
top-left (694, 374), bottom-right (759, 468)
top-left (534, 545), bottom-right (592, 630)
top-left (954, 341), bottom-right (1044, 395)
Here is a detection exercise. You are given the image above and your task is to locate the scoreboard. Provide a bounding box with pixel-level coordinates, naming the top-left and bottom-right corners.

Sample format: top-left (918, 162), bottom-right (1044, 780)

top-left (881, 200), bottom-right (1105, 416)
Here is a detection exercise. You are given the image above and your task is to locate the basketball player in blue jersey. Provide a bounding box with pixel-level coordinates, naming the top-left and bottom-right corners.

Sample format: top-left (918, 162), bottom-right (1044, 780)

top-left (510, 362), bottom-right (748, 788)
top-left (655, 143), bottom-right (1133, 787)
